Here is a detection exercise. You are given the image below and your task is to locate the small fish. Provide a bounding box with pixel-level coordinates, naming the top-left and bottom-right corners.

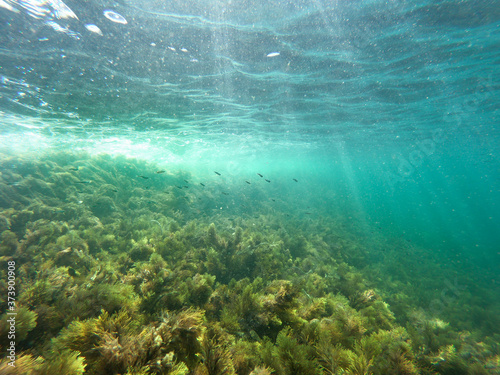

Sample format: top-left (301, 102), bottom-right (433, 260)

top-left (265, 179), bottom-right (271, 183)
top-left (68, 267), bottom-right (77, 277)
top-left (7, 182), bottom-right (21, 186)
top-left (305, 212), bottom-right (311, 215)
top-left (200, 183), bottom-right (205, 187)
top-left (176, 186), bottom-right (183, 189)
top-left (76, 180), bottom-right (91, 184)
top-left (271, 199), bottom-right (276, 202)
top-left (267, 52), bottom-right (280, 57)
top-left (222, 192), bottom-right (229, 195)
top-left (183, 185), bottom-right (189, 189)
top-left (138, 175), bottom-right (149, 179)
top-left (293, 178), bottom-right (298, 182)
top-left (257, 173), bottom-right (263, 177)
top-left (184, 179), bottom-right (189, 183)
top-left (156, 170), bottom-right (166, 174)
top-left (214, 171), bottom-right (221, 176)
top-left (69, 166), bottom-right (79, 171)
top-left (245, 181), bottom-right (251, 184)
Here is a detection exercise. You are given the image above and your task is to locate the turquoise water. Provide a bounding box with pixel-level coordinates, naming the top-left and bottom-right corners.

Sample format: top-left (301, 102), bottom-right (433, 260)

top-left (0, 0), bottom-right (499, 373)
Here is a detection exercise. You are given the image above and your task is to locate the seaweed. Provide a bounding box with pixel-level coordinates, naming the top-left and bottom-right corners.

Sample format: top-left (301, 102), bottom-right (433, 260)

top-left (195, 325), bottom-right (236, 375)
top-left (0, 306), bottom-right (37, 347)
top-left (0, 351), bottom-right (86, 375)
top-left (272, 327), bottom-right (321, 375)
top-left (0, 152), bottom-right (497, 375)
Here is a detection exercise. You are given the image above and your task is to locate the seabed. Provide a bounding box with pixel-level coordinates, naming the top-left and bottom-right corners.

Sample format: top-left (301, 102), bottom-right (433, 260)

top-left (0, 152), bottom-right (498, 374)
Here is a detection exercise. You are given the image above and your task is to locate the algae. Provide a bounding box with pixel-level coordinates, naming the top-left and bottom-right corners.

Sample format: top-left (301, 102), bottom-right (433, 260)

top-left (0, 152), bottom-right (498, 375)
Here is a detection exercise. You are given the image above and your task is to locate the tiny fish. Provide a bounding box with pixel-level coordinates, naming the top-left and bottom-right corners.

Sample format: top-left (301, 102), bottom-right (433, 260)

top-left (271, 199), bottom-right (275, 202)
top-left (68, 267), bottom-right (77, 277)
top-left (183, 185), bottom-right (189, 189)
top-left (257, 173), bottom-right (263, 177)
top-left (176, 186), bottom-right (183, 189)
top-left (69, 166), bottom-right (79, 171)
top-left (184, 179), bottom-right (189, 183)
top-left (200, 183), bottom-right (205, 187)
top-left (267, 52), bottom-right (280, 57)
top-left (76, 180), bottom-right (91, 184)
top-left (156, 170), bottom-right (166, 174)
top-left (138, 175), bottom-right (149, 179)
top-left (293, 178), bottom-right (298, 182)
top-left (222, 192), bottom-right (229, 195)
top-left (265, 179), bottom-right (271, 183)
top-left (305, 212), bottom-right (311, 215)
top-left (214, 171), bottom-right (221, 176)
top-left (245, 181), bottom-right (251, 184)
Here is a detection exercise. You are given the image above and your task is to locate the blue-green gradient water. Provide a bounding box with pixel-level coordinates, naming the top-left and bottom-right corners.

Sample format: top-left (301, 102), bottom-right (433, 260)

top-left (0, 0), bottom-right (498, 320)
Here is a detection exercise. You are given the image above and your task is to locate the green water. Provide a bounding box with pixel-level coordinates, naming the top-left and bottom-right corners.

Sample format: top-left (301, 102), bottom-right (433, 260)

top-left (0, 0), bottom-right (499, 373)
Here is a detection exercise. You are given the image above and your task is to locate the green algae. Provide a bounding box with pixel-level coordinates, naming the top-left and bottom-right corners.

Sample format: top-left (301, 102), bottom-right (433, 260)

top-left (0, 152), bottom-right (498, 375)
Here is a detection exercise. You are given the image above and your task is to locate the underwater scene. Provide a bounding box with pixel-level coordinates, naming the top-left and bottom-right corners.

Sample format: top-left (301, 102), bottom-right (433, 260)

top-left (0, 0), bottom-right (499, 374)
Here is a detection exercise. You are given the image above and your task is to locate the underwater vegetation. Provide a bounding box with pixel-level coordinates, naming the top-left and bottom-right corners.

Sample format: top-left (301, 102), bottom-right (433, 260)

top-left (0, 152), bottom-right (498, 374)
